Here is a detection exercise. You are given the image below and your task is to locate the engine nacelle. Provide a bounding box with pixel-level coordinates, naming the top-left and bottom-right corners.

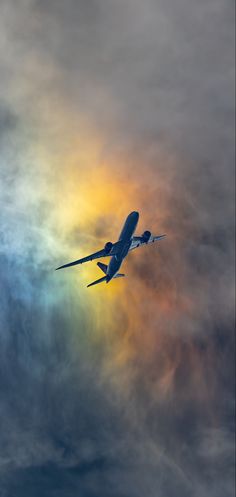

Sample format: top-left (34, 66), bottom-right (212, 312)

top-left (104, 241), bottom-right (113, 254)
top-left (142, 230), bottom-right (151, 243)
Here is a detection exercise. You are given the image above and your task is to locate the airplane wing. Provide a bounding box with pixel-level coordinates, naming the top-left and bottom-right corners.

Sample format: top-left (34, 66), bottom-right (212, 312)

top-left (56, 241), bottom-right (121, 270)
top-left (129, 234), bottom-right (166, 251)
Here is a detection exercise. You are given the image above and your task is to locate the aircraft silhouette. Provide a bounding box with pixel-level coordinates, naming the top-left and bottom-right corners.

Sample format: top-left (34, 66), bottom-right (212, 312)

top-left (56, 211), bottom-right (166, 287)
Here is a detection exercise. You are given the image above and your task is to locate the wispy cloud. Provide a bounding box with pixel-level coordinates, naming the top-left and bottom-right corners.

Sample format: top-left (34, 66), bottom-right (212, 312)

top-left (0, 1), bottom-right (234, 496)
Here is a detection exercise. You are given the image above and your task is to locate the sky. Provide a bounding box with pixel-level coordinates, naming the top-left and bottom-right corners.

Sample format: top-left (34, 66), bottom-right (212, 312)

top-left (0, 1), bottom-right (235, 496)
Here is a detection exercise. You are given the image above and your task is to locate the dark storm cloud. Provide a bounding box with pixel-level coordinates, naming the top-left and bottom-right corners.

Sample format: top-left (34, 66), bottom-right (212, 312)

top-left (0, 1), bottom-right (234, 496)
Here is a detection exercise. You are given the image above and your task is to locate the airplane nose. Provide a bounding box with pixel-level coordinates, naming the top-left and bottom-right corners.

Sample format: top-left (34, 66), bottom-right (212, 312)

top-left (130, 211), bottom-right (139, 220)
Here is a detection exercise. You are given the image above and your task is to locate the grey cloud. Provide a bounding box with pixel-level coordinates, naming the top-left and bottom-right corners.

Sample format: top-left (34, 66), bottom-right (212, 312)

top-left (0, 1), bottom-right (234, 496)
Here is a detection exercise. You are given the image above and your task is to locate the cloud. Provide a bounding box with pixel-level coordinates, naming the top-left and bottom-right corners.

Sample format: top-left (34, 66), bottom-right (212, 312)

top-left (0, 0), bottom-right (234, 496)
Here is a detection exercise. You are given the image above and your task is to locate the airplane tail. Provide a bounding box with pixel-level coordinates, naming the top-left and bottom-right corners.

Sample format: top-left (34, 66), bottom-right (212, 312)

top-left (97, 262), bottom-right (125, 279)
top-left (97, 262), bottom-right (108, 274)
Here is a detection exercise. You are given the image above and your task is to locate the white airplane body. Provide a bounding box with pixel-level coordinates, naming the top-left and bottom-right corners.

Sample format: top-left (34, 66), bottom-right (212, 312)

top-left (56, 211), bottom-right (166, 287)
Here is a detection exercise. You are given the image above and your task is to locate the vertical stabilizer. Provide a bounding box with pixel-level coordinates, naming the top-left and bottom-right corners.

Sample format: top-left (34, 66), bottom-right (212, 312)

top-left (97, 262), bottom-right (108, 274)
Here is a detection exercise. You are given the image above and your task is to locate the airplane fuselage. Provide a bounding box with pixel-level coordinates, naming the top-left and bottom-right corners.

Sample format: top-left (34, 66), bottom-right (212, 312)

top-left (106, 211), bottom-right (139, 281)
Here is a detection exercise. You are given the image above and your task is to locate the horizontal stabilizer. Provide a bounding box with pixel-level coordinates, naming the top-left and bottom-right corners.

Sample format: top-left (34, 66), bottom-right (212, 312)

top-left (87, 276), bottom-right (107, 288)
top-left (154, 234), bottom-right (166, 240)
top-left (114, 273), bottom-right (125, 278)
top-left (97, 262), bottom-right (108, 274)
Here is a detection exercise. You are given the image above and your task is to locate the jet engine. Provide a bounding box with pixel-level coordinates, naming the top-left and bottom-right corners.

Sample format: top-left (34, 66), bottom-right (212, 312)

top-left (104, 241), bottom-right (113, 254)
top-left (142, 230), bottom-right (151, 243)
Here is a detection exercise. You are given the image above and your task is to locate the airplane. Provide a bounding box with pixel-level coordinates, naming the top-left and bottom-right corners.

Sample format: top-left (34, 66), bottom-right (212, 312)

top-left (56, 211), bottom-right (166, 287)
